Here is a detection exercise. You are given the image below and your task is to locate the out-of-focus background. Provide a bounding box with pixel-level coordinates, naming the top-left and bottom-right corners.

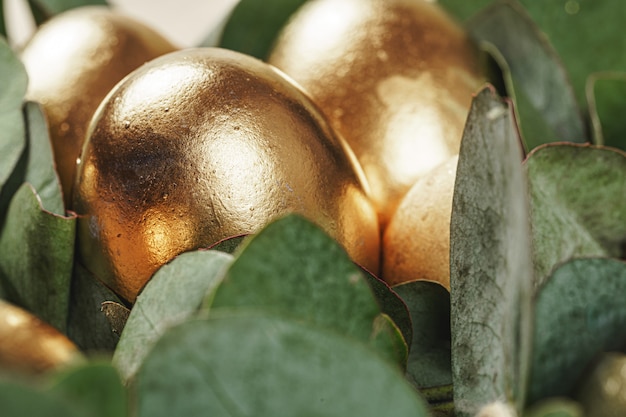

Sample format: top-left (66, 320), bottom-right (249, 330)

top-left (4, 0), bottom-right (239, 48)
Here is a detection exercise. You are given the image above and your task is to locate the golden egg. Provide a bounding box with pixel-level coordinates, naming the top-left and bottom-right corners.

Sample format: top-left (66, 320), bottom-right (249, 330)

top-left (382, 155), bottom-right (457, 289)
top-left (0, 300), bottom-right (81, 375)
top-left (268, 0), bottom-right (486, 226)
top-left (73, 47), bottom-right (380, 303)
top-left (21, 6), bottom-right (177, 208)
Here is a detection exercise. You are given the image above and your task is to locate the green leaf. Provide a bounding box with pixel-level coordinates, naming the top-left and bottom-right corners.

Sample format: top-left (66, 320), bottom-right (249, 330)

top-left (524, 144), bottom-right (626, 288)
top-left (206, 234), bottom-right (248, 254)
top-left (218, 0), bottom-right (308, 59)
top-left (393, 281), bottom-right (452, 392)
top-left (0, 183), bottom-right (75, 331)
top-left (207, 214), bottom-right (400, 364)
top-left (0, 36), bottom-right (27, 199)
top-left (587, 72), bottom-right (626, 151)
top-left (0, 380), bottom-right (83, 417)
top-left (467, 0), bottom-right (586, 148)
top-left (524, 398), bottom-right (584, 417)
top-left (438, 0), bottom-right (493, 21)
top-left (113, 250), bottom-right (233, 384)
top-left (28, 0), bottom-right (107, 20)
top-left (0, 3), bottom-right (6, 38)
top-left (47, 362), bottom-right (127, 417)
top-left (450, 86), bottom-right (533, 416)
top-left (134, 313), bottom-right (429, 417)
top-left (528, 258), bottom-right (626, 403)
top-left (67, 263), bottom-right (123, 352)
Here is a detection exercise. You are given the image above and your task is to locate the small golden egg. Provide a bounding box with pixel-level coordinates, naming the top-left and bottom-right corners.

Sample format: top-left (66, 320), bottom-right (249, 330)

top-left (21, 6), bottom-right (177, 208)
top-left (0, 300), bottom-right (81, 375)
top-left (382, 155), bottom-right (457, 289)
top-left (73, 48), bottom-right (380, 303)
top-left (268, 0), bottom-right (485, 226)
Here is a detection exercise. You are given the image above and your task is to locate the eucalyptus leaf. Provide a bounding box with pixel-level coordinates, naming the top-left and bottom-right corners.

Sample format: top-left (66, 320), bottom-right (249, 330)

top-left (450, 86), bottom-right (533, 416)
top-left (0, 183), bottom-right (75, 331)
top-left (101, 301), bottom-right (130, 337)
top-left (528, 258), bottom-right (626, 403)
top-left (524, 143), bottom-right (626, 288)
top-left (0, 380), bottom-right (83, 417)
top-left (0, 3), bottom-right (6, 38)
top-left (28, 0), bottom-right (107, 20)
top-left (524, 398), bottom-right (584, 417)
top-left (67, 263), bottom-right (123, 352)
top-left (113, 250), bottom-right (233, 384)
top-left (47, 362), bottom-right (127, 417)
top-left (587, 72), bottom-right (626, 151)
top-left (206, 234), bottom-right (248, 254)
top-left (207, 214), bottom-right (400, 365)
top-left (438, 0), bottom-right (493, 21)
top-left (134, 313), bottom-right (429, 417)
top-left (218, 0), bottom-right (307, 59)
top-left (467, 0), bottom-right (586, 147)
top-left (393, 280), bottom-right (452, 392)
top-left (368, 313), bottom-right (408, 367)
top-left (0, 36), bottom-right (27, 198)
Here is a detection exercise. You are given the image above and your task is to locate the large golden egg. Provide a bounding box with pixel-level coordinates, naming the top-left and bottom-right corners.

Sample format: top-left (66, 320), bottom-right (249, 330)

top-left (21, 6), bottom-right (177, 207)
top-left (0, 300), bottom-right (81, 375)
top-left (73, 48), bottom-right (380, 303)
top-left (268, 0), bottom-right (485, 225)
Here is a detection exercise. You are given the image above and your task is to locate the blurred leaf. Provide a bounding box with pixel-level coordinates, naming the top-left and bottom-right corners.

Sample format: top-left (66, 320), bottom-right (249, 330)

top-left (587, 72), bottom-right (626, 151)
top-left (524, 398), bottom-right (584, 417)
top-left (524, 143), bottom-right (626, 288)
top-left (218, 0), bottom-right (307, 59)
top-left (468, 0), bottom-right (586, 149)
top-left (113, 250), bottom-right (232, 384)
top-left (67, 263), bottom-right (123, 352)
top-left (0, 3), bottom-right (6, 38)
top-left (28, 0), bottom-right (107, 20)
top-left (393, 281), bottom-right (452, 392)
top-left (0, 380), bottom-right (83, 417)
top-left (48, 362), bottom-right (127, 417)
top-left (576, 352), bottom-right (626, 417)
top-left (206, 234), bottom-right (248, 254)
top-left (438, 0), bottom-right (493, 21)
top-left (0, 184), bottom-right (75, 331)
top-left (368, 313), bottom-right (408, 367)
top-left (134, 313), bottom-right (429, 417)
top-left (0, 37), bottom-right (27, 202)
top-left (528, 258), bottom-right (626, 403)
top-left (207, 214), bottom-right (401, 365)
top-left (360, 268), bottom-right (413, 349)
top-left (450, 86), bottom-right (533, 416)
top-left (101, 301), bottom-right (130, 337)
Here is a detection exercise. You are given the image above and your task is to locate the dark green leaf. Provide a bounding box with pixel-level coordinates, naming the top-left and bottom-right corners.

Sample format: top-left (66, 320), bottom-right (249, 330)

top-left (206, 234), bottom-right (248, 254)
top-left (28, 0), bottom-right (107, 19)
top-left (67, 263), bottom-right (123, 352)
top-left (101, 301), bottom-right (130, 337)
top-left (368, 313), bottom-right (408, 367)
top-left (438, 0), bottom-right (493, 21)
top-left (524, 144), bottom-right (626, 288)
top-left (218, 0), bottom-right (307, 59)
top-left (0, 36), bottom-right (27, 197)
top-left (0, 3), bottom-right (6, 38)
top-left (587, 72), bottom-right (626, 151)
top-left (450, 86), bottom-right (533, 416)
top-left (207, 214), bottom-right (400, 364)
top-left (528, 258), bottom-right (626, 403)
top-left (134, 313), bottom-right (429, 417)
top-left (468, 0), bottom-right (586, 148)
top-left (393, 280), bottom-right (452, 391)
top-left (113, 250), bottom-right (232, 383)
top-left (524, 398), bottom-right (584, 417)
top-left (0, 380), bottom-right (83, 417)
top-left (47, 362), bottom-right (127, 417)
top-left (0, 183), bottom-right (75, 331)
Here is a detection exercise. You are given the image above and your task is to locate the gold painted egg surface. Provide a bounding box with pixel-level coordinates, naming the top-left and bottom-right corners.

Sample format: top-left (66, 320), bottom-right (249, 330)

top-left (268, 0), bottom-right (485, 225)
top-left (21, 6), bottom-right (177, 207)
top-left (74, 48), bottom-right (380, 303)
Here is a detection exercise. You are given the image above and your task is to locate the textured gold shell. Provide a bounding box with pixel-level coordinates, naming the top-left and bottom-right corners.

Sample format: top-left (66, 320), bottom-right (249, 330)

top-left (74, 48), bottom-right (381, 303)
top-left (21, 6), bottom-right (177, 207)
top-left (0, 300), bottom-right (80, 375)
top-left (268, 0), bottom-right (486, 226)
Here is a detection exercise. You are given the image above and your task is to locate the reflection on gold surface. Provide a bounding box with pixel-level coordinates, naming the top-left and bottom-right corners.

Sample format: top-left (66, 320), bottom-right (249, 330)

top-left (74, 48), bottom-right (380, 303)
top-left (269, 0), bottom-right (486, 226)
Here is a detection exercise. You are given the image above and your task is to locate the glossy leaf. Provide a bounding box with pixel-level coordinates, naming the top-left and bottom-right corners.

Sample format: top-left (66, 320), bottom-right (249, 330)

top-left (524, 143), bottom-right (626, 288)
top-left (450, 86), bottom-right (533, 416)
top-left (587, 72), bottom-right (626, 151)
top-left (0, 183), bottom-right (75, 331)
top-left (0, 36), bottom-right (27, 199)
top-left (67, 263), bottom-right (124, 352)
top-left (47, 362), bottom-right (127, 417)
top-left (0, 380), bottom-right (83, 417)
top-left (393, 280), bottom-right (452, 391)
top-left (528, 258), bottom-right (626, 403)
top-left (207, 214), bottom-right (401, 364)
top-left (113, 250), bottom-right (233, 383)
top-left (468, 0), bottom-right (586, 148)
top-left (134, 313), bottom-right (429, 417)
top-left (218, 0), bottom-right (307, 59)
